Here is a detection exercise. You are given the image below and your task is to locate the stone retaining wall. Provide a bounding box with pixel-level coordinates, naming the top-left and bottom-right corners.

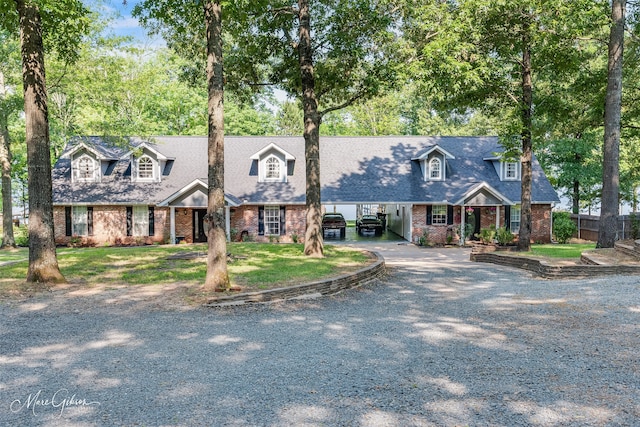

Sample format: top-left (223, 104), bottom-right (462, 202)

top-left (205, 251), bottom-right (385, 307)
top-left (471, 251), bottom-right (640, 279)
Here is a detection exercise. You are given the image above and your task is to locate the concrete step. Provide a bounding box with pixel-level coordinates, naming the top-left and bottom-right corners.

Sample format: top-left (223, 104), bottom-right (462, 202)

top-left (615, 241), bottom-right (640, 259)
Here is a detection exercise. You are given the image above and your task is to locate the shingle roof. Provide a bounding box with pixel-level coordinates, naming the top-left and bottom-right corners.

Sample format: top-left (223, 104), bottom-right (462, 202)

top-left (52, 135), bottom-right (560, 206)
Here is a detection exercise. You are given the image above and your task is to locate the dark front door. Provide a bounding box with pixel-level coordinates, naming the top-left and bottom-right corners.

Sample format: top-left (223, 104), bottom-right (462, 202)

top-left (193, 209), bottom-right (208, 242)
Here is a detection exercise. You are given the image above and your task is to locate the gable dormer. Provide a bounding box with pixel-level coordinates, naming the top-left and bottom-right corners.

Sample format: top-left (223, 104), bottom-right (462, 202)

top-left (412, 145), bottom-right (455, 182)
top-left (125, 142), bottom-right (173, 183)
top-left (68, 142), bottom-right (118, 183)
top-left (250, 143), bottom-right (295, 183)
top-left (484, 153), bottom-right (521, 181)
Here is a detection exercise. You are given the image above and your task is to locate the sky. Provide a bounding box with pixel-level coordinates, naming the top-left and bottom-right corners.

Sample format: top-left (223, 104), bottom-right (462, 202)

top-left (96, 0), bottom-right (165, 47)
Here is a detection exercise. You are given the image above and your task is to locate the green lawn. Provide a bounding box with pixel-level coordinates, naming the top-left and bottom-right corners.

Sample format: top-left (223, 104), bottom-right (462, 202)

top-left (530, 243), bottom-right (595, 258)
top-left (0, 243), bottom-right (371, 292)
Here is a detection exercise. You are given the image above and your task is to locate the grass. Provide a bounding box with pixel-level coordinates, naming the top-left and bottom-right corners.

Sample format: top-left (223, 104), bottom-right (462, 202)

top-left (530, 243), bottom-right (595, 258)
top-left (0, 243), bottom-right (372, 296)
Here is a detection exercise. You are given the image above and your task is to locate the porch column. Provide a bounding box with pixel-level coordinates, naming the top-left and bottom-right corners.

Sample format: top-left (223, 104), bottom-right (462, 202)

top-left (460, 205), bottom-right (466, 246)
top-left (225, 206), bottom-right (231, 242)
top-left (496, 205), bottom-right (500, 229)
top-left (170, 206), bottom-right (176, 244)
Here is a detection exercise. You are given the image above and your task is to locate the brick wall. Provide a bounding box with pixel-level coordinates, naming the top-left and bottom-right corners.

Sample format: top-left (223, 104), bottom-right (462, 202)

top-left (174, 208), bottom-right (192, 243)
top-left (229, 205), bottom-right (306, 243)
top-left (54, 206), bottom-right (169, 246)
top-left (531, 204), bottom-right (552, 243)
top-left (411, 204), bottom-right (552, 244)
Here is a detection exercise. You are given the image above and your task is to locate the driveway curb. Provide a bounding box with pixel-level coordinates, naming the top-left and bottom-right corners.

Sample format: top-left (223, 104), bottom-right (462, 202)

top-left (204, 250), bottom-right (385, 307)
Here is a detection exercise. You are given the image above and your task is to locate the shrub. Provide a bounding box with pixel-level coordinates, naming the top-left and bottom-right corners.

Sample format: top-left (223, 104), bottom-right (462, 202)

top-left (14, 226), bottom-right (29, 247)
top-left (417, 228), bottom-right (430, 246)
top-left (495, 226), bottom-right (514, 245)
top-left (553, 211), bottom-right (577, 244)
top-left (476, 225), bottom-right (496, 244)
top-left (631, 213), bottom-right (640, 240)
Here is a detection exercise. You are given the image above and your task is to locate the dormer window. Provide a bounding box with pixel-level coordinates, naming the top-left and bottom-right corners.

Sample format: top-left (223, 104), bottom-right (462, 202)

top-left (429, 158), bottom-right (442, 180)
top-left (505, 162), bottom-right (518, 180)
top-left (265, 156), bottom-right (281, 180)
top-left (73, 155), bottom-right (97, 182)
top-left (138, 156), bottom-right (155, 180)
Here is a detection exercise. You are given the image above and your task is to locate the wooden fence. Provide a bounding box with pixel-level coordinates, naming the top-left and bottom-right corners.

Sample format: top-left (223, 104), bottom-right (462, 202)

top-left (570, 213), bottom-right (638, 241)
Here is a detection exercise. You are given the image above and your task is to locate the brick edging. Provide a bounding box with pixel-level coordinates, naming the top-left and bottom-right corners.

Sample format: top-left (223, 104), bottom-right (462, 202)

top-left (204, 250), bottom-right (385, 307)
top-left (471, 251), bottom-right (640, 279)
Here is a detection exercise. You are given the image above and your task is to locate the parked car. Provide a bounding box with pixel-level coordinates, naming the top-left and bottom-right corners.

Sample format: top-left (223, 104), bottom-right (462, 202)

top-left (356, 214), bottom-right (384, 236)
top-left (322, 213), bottom-right (346, 239)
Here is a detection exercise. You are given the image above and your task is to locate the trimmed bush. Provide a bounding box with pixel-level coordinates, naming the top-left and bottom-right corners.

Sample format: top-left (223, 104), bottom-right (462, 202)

top-left (553, 212), bottom-right (577, 244)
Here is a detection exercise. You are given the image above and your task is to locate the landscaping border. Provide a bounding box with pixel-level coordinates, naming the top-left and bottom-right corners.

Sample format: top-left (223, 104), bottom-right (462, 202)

top-left (471, 248), bottom-right (640, 279)
top-left (204, 250), bottom-right (385, 307)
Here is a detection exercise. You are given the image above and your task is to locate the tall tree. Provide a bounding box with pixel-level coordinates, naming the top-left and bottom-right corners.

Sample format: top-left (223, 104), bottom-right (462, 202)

top-left (133, 0), bottom-right (231, 290)
top-left (402, 0), bottom-right (608, 250)
top-left (598, 0), bottom-right (626, 248)
top-left (204, 0), bottom-right (230, 290)
top-left (0, 69), bottom-right (16, 248)
top-left (297, 0), bottom-right (323, 256)
top-left (2, 0), bottom-right (91, 281)
top-left (228, 0), bottom-right (395, 256)
top-left (15, 0), bottom-right (64, 282)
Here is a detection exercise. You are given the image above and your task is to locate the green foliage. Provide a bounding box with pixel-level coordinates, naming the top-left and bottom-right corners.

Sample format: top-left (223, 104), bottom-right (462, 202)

top-left (417, 228), bottom-right (429, 246)
top-left (531, 243), bottom-right (595, 258)
top-left (13, 225), bottom-right (28, 247)
top-left (553, 212), bottom-right (577, 244)
top-left (495, 227), bottom-right (514, 246)
top-left (476, 225), bottom-right (496, 244)
top-left (630, 213), bottom-right (640, 240)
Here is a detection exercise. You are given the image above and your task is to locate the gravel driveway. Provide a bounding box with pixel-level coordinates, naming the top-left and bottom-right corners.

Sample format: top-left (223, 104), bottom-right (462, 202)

top-left (1, 242), bottom-right (639, 426)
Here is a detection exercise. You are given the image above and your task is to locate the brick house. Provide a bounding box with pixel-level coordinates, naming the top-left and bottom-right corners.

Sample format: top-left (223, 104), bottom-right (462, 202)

top-left (51, 135), bottom-right (559, 246)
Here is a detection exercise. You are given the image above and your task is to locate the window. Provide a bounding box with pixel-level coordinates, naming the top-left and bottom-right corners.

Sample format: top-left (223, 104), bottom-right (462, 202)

top-left (510, 205), bottom-right (521, 233)
top-left (432, 204), bottom-right (447, 225)
top-left (126, 206), bottom-right (154, 237)
top-left (264, 206), bottom-right (280, 235)
top-left (73, 155), bottom-right (96, 182)
top-left (138, 156), bottom-right (154, 180)
top-left (133, 206), bottom-right (149, 236)
top-left (505, 162), bottom-right (518, 180)
top-left (265, 157), bottom-right (280, 180)
top-left (65, 206), bottom-right (93, 237)
top-left (429, 158), bottom-right (442, 180)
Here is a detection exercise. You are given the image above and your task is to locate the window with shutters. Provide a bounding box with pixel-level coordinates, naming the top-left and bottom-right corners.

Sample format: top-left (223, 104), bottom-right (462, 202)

top-left (133, 206), bottom-right (149, 236)
top-left (432, 205), bottom-right (447, 225)
top-left (510, 205), bottom-right (521, 233)
top-left (72, 206), bottom-right (88, 236)
top-left (264, 206), bottom-right (280, 235)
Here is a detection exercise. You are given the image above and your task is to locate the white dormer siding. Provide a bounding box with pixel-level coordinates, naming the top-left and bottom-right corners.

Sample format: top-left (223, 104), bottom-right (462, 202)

top-left (250, 143), bottom-right (295, 183)
top-left (132, 152), bottom-right (163, 183)
top-left (501, 161), bottom-right (521, 181)
top-left (411, 145), bottom-right (454, 182)
top-left (72, 153), bottom-right (99, 183)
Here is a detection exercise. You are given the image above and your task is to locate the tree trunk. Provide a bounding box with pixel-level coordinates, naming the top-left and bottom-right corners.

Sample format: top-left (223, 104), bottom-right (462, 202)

top-left (572, 179), bottom-right (580, 215)
top-left (298, 0), bottom-right (324, 257)
top-left (204, 0), bottom-right (230, 291)
top-left (16, 0), bottom-right (65, 283)
top-left (517, 27), bottom-right (533, 252)
top-left (598, 0), bottom-right (625, 248)
top-left (0, 71), bottom-right (16, 248)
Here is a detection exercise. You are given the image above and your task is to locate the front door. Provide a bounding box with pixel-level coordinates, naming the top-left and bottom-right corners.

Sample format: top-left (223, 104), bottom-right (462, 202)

top-left (193, 209), bottom-right (208, 242)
